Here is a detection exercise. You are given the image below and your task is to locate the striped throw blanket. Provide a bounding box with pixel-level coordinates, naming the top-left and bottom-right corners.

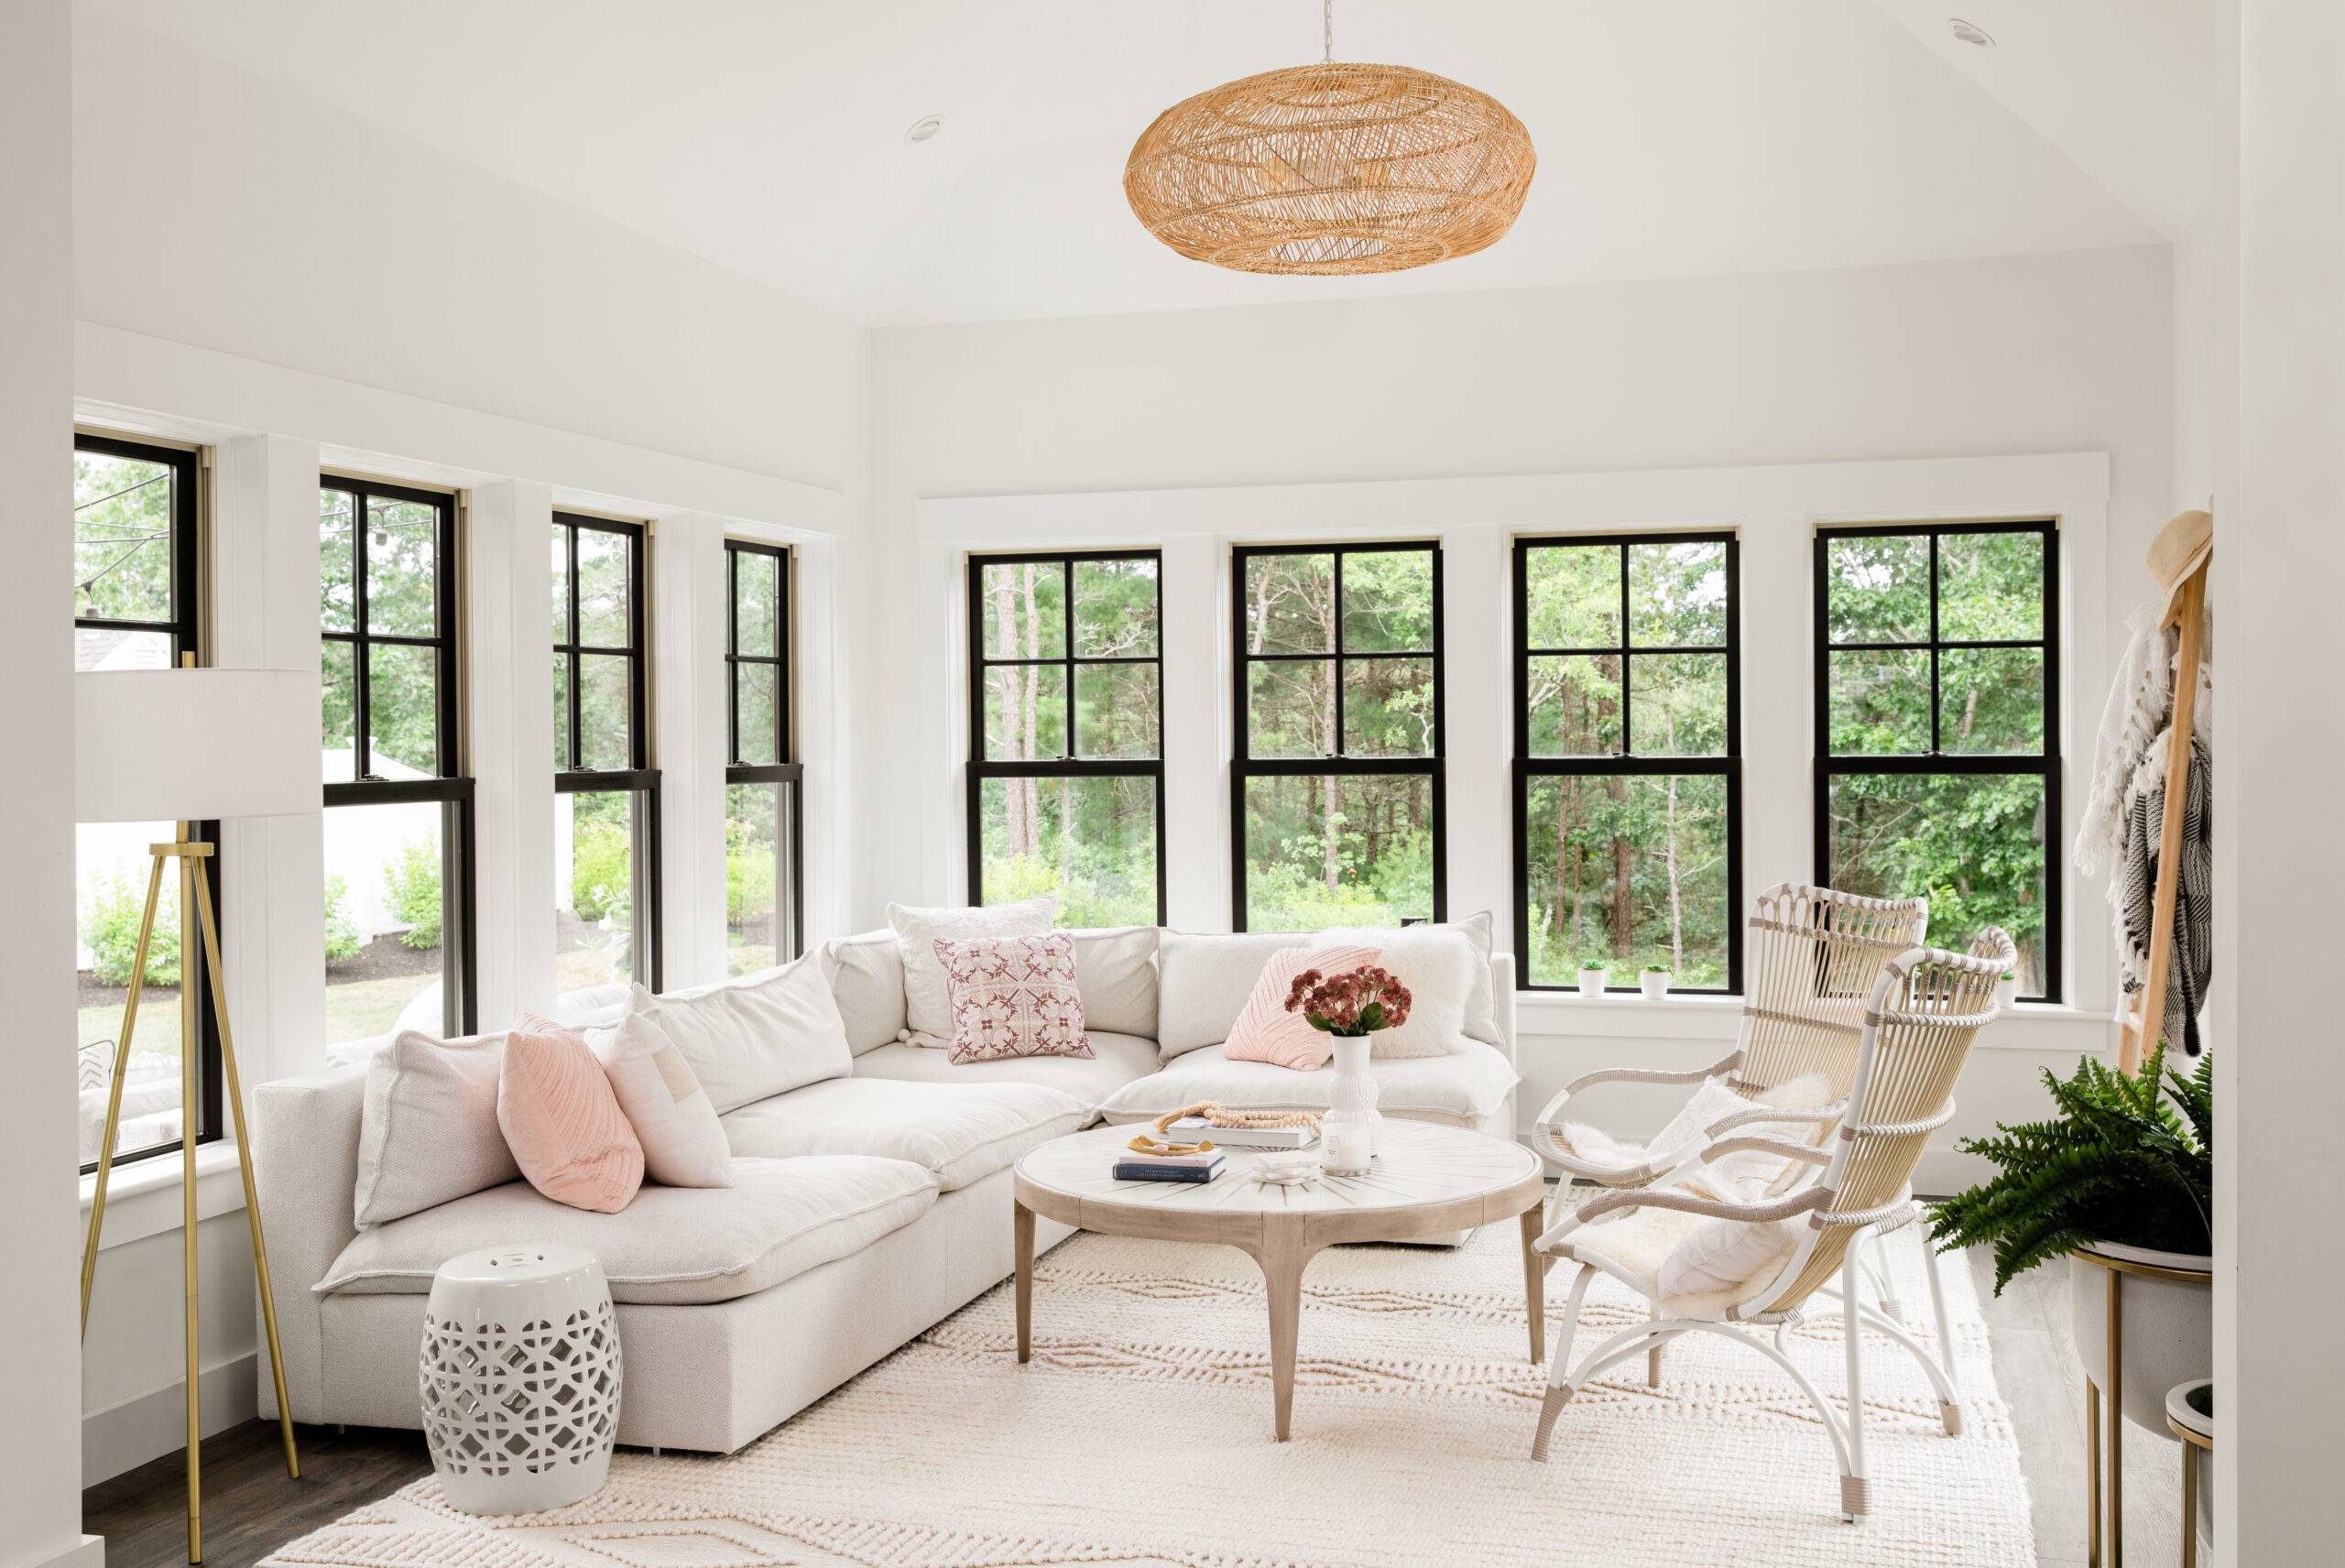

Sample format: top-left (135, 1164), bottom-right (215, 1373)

top-left (2116, 727), bottom-right (2211, 1055)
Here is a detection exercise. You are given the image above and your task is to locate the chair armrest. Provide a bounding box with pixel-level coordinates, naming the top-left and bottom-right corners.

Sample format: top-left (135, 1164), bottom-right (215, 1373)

top-left (1696, 1135), bottom-right (1832, 1171)
top-left (1538, 1181), bottom-right (1831, 1253)
top-left (1531, 1048), bottom-right (1744, 1137)
top-left (1702, 1102), bottom-right (1845, 1138)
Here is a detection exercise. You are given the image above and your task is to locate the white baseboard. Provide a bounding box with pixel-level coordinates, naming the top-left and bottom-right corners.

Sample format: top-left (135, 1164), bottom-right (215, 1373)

top-left (82, 1351), bottom-right (257, 1488)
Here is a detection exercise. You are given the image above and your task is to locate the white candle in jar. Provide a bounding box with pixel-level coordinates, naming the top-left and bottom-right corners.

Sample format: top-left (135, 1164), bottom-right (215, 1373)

top-left (1326, 1126), bottom-right (1372, 1171)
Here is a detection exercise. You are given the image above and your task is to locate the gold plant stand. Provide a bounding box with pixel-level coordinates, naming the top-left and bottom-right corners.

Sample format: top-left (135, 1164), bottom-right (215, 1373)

top-left (2074, 1247), bottom-right (2213, 1568)
top-left (80, 816), bottom-right (300, 1563)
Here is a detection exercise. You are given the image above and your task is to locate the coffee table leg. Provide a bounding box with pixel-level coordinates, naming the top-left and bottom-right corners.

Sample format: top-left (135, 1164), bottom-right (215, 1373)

top-left (1249, 1232), bottom-right (1314, 1441)
top-left (1520, 1205), bottom-right (1546, 1362)
top-left (1013, 1201), bottom-right (1035, 1364)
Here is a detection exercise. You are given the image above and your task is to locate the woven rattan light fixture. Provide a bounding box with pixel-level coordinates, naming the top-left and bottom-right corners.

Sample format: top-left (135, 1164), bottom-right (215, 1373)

top-left (1124, 1), bottom-right (1535, 276)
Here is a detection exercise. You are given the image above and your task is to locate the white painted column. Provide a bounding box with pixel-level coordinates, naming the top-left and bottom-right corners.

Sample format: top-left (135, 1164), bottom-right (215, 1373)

top-left (0, 4), bottom-right (103, 1563)
top-left (466, 482), bottom-right (557, 1027)
top-left (211, 434), bottom-right (326, 1083)
top-left (1159, 534), bottom-right (1224, 930)
top-left (652, 514), bottom-right (727, 988)
top-left (2224, 1), bottom-right (2343, 1556)
top-left (1440, 527), bottom-right (1510, 939)
top-left (919, 537), bottom-right (964, 909)
top-left (791, 534), bottom-right (851, 944)
top-left (1739, 516), bottom-right (1812, 898)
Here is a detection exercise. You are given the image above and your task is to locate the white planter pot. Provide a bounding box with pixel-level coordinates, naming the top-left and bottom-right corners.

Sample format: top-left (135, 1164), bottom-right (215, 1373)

top-left (1994, 975), bottom-right (2019, 1009)
top-left (1576, 971), bottom-right (1606, 998)
top-left (1639, 972), bottom-right (1670, 999)
top-left (2166, 1379), bottom-right (2215, 1549)
top-left (2067, 1241), bottom-right (2213, 1435)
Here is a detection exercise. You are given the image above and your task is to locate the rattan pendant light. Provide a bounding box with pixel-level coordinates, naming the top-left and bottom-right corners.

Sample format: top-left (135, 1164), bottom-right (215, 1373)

top-left (1124, 1), bottom-right (1535, 276)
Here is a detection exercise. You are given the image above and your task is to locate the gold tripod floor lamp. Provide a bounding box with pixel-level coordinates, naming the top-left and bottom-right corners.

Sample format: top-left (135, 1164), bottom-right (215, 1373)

top-left (76, 662), bottom-right (319, 1564)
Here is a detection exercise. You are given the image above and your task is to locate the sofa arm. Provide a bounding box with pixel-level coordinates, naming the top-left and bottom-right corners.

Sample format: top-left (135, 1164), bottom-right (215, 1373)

top-left (1489, 950), bottom-right (1518, 1071)
top-left (251, 1062), bottom-right (367, 1422)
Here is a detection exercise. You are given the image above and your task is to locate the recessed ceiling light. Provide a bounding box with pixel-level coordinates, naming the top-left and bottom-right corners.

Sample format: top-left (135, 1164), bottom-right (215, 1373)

top-left (905, 115), bottom-right (944, 144)
top-left (1948, 17), bottom-right (1995, 49)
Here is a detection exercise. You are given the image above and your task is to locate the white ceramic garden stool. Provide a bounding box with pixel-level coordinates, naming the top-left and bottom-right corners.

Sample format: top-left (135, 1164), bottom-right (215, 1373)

top-left (419, 1245), bottom-right (621, 1515)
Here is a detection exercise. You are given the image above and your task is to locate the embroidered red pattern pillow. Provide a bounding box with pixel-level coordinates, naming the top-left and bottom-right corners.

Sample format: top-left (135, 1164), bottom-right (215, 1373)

top-left (933, 931), bottom-right (1096, 1065)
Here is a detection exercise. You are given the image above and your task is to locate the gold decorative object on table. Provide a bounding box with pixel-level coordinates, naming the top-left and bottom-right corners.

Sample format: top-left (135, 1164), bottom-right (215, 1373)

top-left (1124, 0), bottom-right (1534, 277)
top-left (77, 658), bottom-right (320, 1563)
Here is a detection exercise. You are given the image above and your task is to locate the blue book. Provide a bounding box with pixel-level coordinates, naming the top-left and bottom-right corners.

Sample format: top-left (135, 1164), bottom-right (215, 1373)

top-left (1113, 1159), bottom-right (1224, 1183)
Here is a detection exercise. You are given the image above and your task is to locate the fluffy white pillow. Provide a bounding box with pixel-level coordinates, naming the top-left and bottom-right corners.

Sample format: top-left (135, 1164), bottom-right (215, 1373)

top-left (1690, 1073), bottom-right (1838, 1200)
top-left (354, 1030), bottom-right (518, 1227)
top-left (590, 1010), bottom-right (734, 1187)
top-left (1658, 1214), bottom-right (1800, 1304)
top-left (888, 897), bottom-right (1055, 1047)
top-left (1307, 927), bottom-right (1472, 1058)
top-left (629, 953), bottom-right (853, 1116)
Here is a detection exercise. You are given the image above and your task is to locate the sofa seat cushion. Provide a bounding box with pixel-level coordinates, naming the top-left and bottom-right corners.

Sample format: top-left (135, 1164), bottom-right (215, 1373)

top-left (1096, 1040), bottom-right (1520, 1128)
top-left (851, 1031), bottom-right (1158, 1118)
top-left (315, 1155), bottom-right (936, 1305)
top-left (720, 1078), bottom-right (1086, 1191)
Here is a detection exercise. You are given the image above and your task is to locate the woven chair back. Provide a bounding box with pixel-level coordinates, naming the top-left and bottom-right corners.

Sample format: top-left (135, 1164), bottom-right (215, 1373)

top-left (1739, 884), bottom-right (1930, 1099)
top-left (1751, 926), bottom-right (2015, 1317)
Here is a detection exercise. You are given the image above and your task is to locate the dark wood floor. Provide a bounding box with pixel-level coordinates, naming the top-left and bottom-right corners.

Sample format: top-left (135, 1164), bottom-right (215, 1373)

top-left (84, 1246), bottom-right (2188, 1567)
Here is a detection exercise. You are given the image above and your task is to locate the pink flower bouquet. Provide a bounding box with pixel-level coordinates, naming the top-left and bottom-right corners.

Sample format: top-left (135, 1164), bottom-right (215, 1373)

top-left (1282, 964), bottom-right (1412, 1039)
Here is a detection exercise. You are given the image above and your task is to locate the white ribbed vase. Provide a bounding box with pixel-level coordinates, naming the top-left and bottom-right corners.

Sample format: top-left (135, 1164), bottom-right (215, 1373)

top-left (1321, 1035), bottom-right (1383, 1175)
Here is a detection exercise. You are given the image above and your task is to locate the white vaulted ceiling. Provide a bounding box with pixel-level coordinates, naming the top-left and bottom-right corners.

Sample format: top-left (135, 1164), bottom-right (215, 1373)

top-left (80, 0), bottom-right (2188, 325)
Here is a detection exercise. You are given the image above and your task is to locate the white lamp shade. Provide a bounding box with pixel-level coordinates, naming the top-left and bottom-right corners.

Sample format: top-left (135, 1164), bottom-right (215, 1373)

top-left (77, 669), bottom-right (322, 822)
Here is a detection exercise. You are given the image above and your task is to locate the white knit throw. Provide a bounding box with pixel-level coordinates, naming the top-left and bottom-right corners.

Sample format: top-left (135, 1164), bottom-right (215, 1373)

top-left (2074, 600), bottom-right (2212, 877)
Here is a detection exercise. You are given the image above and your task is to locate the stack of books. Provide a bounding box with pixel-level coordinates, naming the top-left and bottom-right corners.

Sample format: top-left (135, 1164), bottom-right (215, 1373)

top-left (1163, 1116), bottom-right (1318, 1151)
top-left (1112, 1147), bottom-right (1227, 1183)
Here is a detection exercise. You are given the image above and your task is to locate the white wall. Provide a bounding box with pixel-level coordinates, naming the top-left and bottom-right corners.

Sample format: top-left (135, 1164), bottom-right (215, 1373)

top-left (870, 246), bottom-right (2176, 1188)
top-left (0, 4), bottom-right (104, 1560)
top-left (66, 9), bottom-right (872, 1487)
top-left (2223, 0), bottom-right (2343, 1558)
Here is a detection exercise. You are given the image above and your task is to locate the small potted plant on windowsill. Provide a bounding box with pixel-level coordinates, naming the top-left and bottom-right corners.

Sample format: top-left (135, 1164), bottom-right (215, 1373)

top-left (1640, 964), bottom-right (1671, 999)
top-left (1930, 1045), bottom-right (2212, 1436)
top-left (1995, 972), bottom-right (2019, 1009)
top-left (1576, 960), bottom-right (1606, 999)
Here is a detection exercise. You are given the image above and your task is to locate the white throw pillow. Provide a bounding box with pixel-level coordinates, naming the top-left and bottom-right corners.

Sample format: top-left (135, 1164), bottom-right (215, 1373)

top-left (819, 930), bottom-right (908, 1053)
top-left (1382, 911), bottom-right (1504, 1051)
top-left (888, 897), bottom-right (1055, 1047)
top-left (629, 953), bottom-right (853, 1116)
top-left (590, 1010), bottom-right (734, 1187)
top-left (1069, 925), bottom-right (1160, 1038)
top-left (1690, 1072), bottom-right (1838, 1201)
top-left (1658, 1214), bottom-right (1800, 1302)
top-left (1307, 926), bottom-right (1472, 1058)
top-left (1155, 931), bottom-right (1313, 1060)
top-left (354, 1030), bottom-right (518, 1228)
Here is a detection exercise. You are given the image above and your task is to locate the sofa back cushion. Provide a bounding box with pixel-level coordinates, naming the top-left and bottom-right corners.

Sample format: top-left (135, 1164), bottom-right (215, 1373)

top-left (1069, 925), bottom-right (1160, 1038)
top-left (354, 1029), bottom-right (518, 1228)
top-left (629, 951), bottom-right (853, 1116)
top-left (1155, 931), bottom-right (1311, 1060)
top-left (821, 930), bottom-right (908, 1053)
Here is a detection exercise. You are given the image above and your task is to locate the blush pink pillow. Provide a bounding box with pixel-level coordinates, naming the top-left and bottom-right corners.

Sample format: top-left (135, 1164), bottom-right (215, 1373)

top-left (496, 1016), bottom-right (644, 1214)
top-left (933, 931), bottom-right (1095, 1065)
top-left (1224, 945), bottom-right (1383, 1070)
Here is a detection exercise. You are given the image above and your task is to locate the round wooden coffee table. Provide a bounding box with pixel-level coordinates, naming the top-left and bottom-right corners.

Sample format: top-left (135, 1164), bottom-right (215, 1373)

top-left (1012, 1119), bottom-right (1547, 1440)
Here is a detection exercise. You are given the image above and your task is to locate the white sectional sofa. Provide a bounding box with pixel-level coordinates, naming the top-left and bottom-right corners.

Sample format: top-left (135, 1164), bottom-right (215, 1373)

top-left (254, 920), bottom-right (1518, 1454)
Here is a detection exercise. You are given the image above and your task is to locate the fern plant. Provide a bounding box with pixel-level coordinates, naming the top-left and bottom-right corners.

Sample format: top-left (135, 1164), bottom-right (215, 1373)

top-left (1930, 1045), bottom-right (2212, 1294)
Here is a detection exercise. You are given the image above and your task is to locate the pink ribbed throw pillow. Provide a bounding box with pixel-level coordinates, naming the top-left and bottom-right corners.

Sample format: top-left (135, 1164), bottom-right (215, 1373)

top-left (934, 931), bottom-right (1095, 1065)
top-left (1223, 945), bottom-right (1383, 1070)
top-left (496, 1016), bottom-right (644, 1214)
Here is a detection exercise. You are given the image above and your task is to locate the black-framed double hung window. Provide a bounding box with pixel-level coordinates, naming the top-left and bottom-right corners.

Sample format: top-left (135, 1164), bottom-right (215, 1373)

top-left (72, 431), bottom-right (221, 1171)
top-left (552, 513), bottom-right (661, 995)
top-left (1232, 543), bottom-right (1444, 931)
top-left (1815, 520), bottom-right (2060, 1000)
top-left (320, 475), bottom-right (475, 1046)
top-left (965, 550), bottom-right (1164, 926)
top-left (724, 540), bottom-right (802, 973)
top-left (1512, 535), bottom-right (1741, 992)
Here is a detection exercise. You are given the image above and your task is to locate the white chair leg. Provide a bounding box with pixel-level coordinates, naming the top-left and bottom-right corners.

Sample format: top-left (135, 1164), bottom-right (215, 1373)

top-left (1840, 1251), bottom-right (1870, 1521)
top-left (1646, 1304), bottom-right (1665, 1388)
top-left (1920, 1234), bottom-right (1964, 1433)
top-left (1671, 1319), bottom-right (1861, 1524)
top-left (1868, 1230), bottom-right (1903, 1325)
top-left (1531, 1266), bottom-right (1593, 1462)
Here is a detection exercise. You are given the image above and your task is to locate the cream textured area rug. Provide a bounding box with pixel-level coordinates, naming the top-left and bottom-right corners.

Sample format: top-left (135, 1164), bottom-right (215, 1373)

top-left (266, 1223), bottom-right (2035, 1567)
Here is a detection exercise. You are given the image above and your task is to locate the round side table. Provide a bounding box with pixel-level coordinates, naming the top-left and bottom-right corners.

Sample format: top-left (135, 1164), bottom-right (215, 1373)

top-left (419, 1245), bottom-right (622, 1515)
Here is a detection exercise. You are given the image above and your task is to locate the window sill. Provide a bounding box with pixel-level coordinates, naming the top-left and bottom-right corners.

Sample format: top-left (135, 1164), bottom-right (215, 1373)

top-left (1514, 989), bottom-right (2119, 1052)
top-left (78, 1142), bottom-right (249, 1252)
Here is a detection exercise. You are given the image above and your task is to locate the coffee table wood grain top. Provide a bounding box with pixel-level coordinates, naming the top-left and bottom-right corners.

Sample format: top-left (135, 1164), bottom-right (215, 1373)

top-left (1011, 1120), bottom-right (1548, 1439)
